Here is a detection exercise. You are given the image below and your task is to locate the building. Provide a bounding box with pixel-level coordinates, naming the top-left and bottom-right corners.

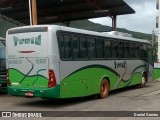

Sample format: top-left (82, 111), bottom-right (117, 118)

top-left (156, 0), bottom-right (160, 61)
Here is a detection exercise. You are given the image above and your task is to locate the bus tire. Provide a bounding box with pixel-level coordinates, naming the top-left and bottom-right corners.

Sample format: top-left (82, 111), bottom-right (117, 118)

top-left (140, 76), bottom-right (146, 88)
top-left (98, 78), bottom-right (109, 99)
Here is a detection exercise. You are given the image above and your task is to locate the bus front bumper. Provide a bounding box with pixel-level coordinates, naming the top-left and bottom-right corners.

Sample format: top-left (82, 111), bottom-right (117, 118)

top-left (7, 85), bottom-right (60, 99)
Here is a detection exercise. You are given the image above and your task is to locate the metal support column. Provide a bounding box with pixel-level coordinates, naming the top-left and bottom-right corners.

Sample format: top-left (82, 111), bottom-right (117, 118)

top-left (29, 0), bottom-right (37, 25)
top-left (112, 15), bottom-right (117, 31)
top-left (31, 0), bottom-right (37, 25)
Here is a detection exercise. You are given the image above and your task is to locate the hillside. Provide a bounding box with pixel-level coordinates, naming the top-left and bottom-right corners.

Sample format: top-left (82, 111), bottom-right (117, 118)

top-left (0, 19), bottom-right (152, 42)
top-left (70, 19), bottom-right (152, 42)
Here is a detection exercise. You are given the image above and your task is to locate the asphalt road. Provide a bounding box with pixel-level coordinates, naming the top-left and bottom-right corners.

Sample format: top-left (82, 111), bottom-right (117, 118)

top-left (1, 80), bottom-right (160, 120)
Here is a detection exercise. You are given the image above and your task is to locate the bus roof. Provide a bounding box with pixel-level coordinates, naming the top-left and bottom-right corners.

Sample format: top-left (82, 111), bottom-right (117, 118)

top-left (59, 26), bottom-right (151, 44)
top-left (7, 25), bottom-right (151, 44)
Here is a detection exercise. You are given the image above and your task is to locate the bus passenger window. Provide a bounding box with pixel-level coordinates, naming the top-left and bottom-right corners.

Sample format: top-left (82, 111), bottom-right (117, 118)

top-left (139, 44), bottom-right (143, 59)
top-left (104, 40), bottom-right (111, 58)
top-left (111, 41), bottom-right (118, 58)
top-left (64, 35), bottom-right (72, 59)
top-left (79, 37), bottom-right (88, 59)
top-left (59, 34), bottom-right (65, 59)
top-left (124, 42), bottom-right (130, 58)
top-left (96, 39), bottom-right (104, 58)
top-left (88, 38), bottom-right (96, 59)
top-left (139, 44), bottom-right (147, 59)
top-left (72, 36), bottom-right (79, 59)
top-left (143, 44), bottom-right (147, 59)
top-left (135, 43), bottom-right (139, 58)
top-left (119, 42), bottom-right (125, 58)
top-left (130, 43), bottom-right (135, 58)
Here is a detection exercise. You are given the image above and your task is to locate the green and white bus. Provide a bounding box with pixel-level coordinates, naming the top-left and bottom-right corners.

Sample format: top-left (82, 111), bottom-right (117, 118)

top-left (6, 25), bottom-right (153, 99)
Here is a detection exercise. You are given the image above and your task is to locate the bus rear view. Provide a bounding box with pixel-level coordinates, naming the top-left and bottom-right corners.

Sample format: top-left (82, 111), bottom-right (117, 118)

top-left (6, 26), bottom-right (60, 98)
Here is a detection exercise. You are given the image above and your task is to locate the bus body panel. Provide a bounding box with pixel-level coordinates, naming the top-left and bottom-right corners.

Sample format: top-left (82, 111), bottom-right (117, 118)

top-left (59, 60), bottom-right (147, 98)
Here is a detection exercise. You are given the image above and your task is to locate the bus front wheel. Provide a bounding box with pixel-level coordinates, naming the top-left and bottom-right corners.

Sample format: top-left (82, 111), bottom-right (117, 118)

top-left (98, 78), bottom-right (110, 99)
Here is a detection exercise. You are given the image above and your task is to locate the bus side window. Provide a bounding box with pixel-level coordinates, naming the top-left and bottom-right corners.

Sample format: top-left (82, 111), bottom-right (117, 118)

top-left (139, 43), bottom-right (147, 60)
top-left (111, 40), bottom-right (118, 58)
top-left (72, 35), bottom-right (79, 59)
top-left (88, 38), bottom-right (96, 59)
top-left (104, 40), bottom-right (111, 58)
top-left (139, 44), bottom-right (143, 59)
top-left (135, 43), bottom-right (139, 58)
top-left (124, 42), bottom-right (130, 58)
top-left (119, 42), bottom-right (125, 58)
top-left (130, 43), bottom-right (135, 58)
top-left (64, 34), bottom-right (72, 59)
top-left (59, 34), bottom-right (65, 59)
top-left (96, 38), bottom-right (104, 58)
top-left (143, 44), bottom-right (147, 59)
top-left (79, 36), bottom-right (88, 59)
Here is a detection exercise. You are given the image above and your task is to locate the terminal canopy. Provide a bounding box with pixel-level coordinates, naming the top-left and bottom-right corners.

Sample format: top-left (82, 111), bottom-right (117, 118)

top-left (0, 0), bottom-right (135, 25)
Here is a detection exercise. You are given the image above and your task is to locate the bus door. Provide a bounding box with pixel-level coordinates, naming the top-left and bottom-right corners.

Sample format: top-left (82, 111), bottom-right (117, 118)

top-left (147, 45), bottom-right (154, 82)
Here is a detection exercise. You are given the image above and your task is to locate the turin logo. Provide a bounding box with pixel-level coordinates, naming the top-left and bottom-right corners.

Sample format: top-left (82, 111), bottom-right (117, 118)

top-left (13, 35), bottom-right (41, 46)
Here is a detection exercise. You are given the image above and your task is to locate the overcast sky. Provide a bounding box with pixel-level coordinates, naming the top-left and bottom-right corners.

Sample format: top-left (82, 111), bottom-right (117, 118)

top-left (89, 0), bottom-right (158, 34)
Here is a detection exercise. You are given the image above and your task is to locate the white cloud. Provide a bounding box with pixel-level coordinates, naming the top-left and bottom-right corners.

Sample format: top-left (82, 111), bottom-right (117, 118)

top-left (89, 0), bottom-right (158, 34)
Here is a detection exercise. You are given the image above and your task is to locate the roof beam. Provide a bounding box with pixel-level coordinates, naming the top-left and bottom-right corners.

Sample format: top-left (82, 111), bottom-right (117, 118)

top-left (19, 9), bottom-right (111, 24)
top-left (0, 0), bottom-right (135, 25)
top-left (86, 0), bottom-right (112, 17)
top-left (0, 0), bottom-right (26, 7)
top-left (0, 14), bottom-right (25, 25)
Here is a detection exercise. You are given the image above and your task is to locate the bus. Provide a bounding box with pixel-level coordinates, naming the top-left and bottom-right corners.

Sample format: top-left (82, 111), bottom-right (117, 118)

top-left (6, 25), bottom-right (153, 99)
top-left (0, 37), bottom-right (6, 89)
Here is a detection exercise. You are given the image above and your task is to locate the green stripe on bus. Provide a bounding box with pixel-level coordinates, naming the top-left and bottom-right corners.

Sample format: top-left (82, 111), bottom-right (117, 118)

top-left (9, 68), bottom-right (48, 88)
top-left (132, 64), bottom-right (146, 74)
top-left (60, 67), bottom-right (142, 98)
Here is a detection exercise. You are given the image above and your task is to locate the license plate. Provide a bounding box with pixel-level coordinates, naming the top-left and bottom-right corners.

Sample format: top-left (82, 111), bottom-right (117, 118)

top-left (25, 92), bottom-right (33, 97)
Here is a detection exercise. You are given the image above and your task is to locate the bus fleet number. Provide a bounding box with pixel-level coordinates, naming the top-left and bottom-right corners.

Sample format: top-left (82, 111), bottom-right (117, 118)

top-left (35, 59), bottom-right (46, 64)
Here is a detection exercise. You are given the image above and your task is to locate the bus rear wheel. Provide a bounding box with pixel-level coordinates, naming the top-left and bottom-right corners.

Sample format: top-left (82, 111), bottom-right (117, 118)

top-left (137, 75), bottom-right (146, 88)
top-left (98, 78), bottom-right (109, 99)
top-left (140, 76), bottom-right (146, 88)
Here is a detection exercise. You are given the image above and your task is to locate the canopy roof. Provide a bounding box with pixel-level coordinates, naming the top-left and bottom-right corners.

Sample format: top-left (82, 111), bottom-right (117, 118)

top-left (0, 0), bottom-right (135, 25)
